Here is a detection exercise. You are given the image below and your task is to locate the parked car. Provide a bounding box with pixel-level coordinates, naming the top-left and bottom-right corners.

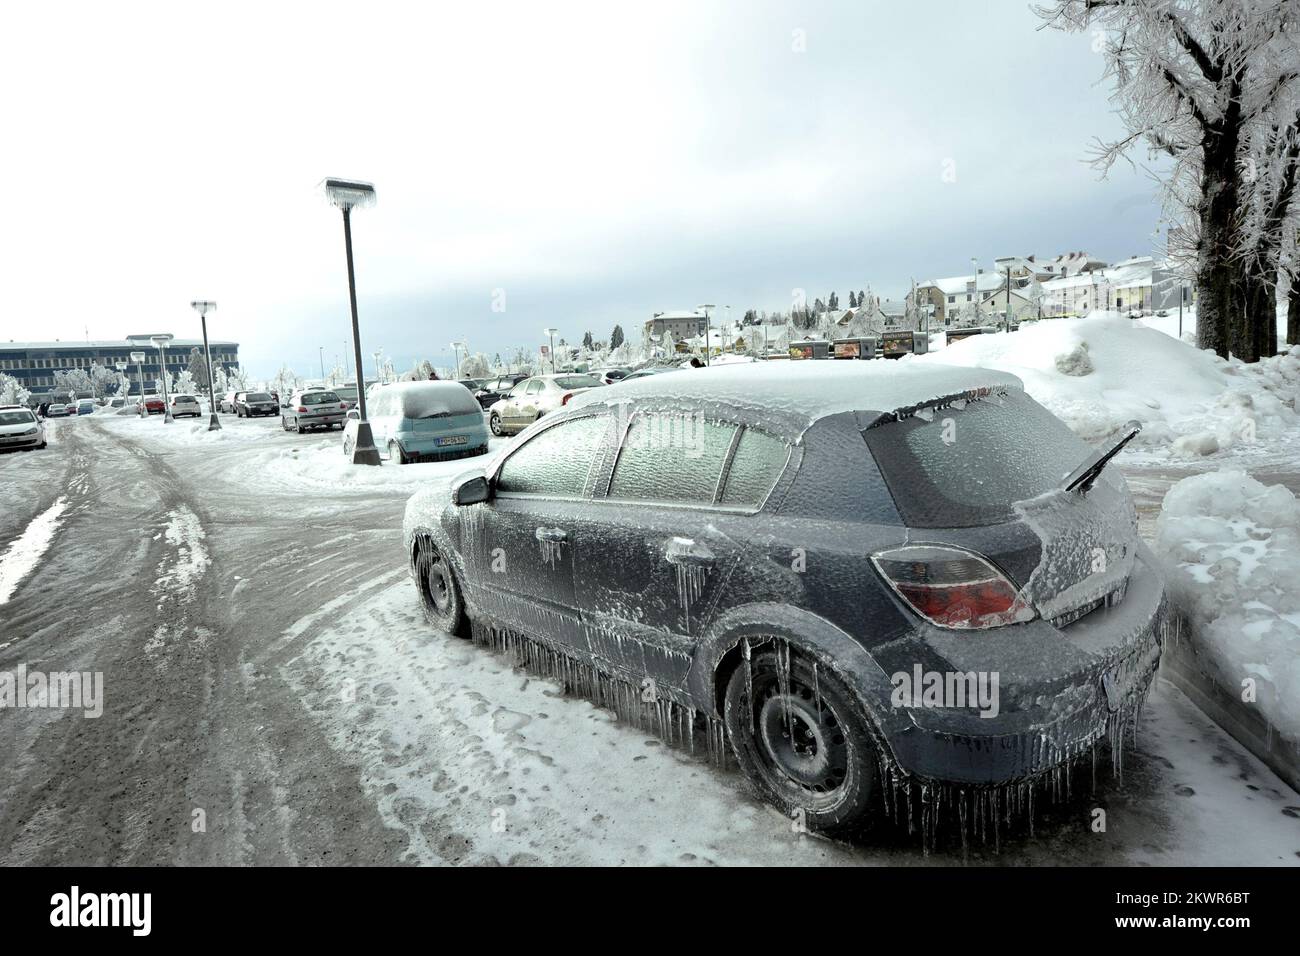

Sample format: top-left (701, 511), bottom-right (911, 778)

top-left (471, 374), bottom-right (528, 409)
top-left (76, 400), bottom-right (96, 416)
top-left (332, 386), bottom-right (359, 412)
top-left (592, 367), bottom-right (632, 385)
top-left (108, 397), bottom-right (127, 410)
top-left (618, 365), bottom-right (683, 384)
top-left (402, 362), bottom-right (1164, 837)
top-left (44, 404), bottom-right (70, 418)
top-left (486, 374), bottom-right (603, 436)
top-left (234, 391), bottom-right (278, 417)
top-left (170, 394), bottom-right (202, 418)
top-left (281, 389), bottom-right (347, 433)
top-left (368, 381), bottom-right (491, 464)
top-left (139, 396), bottom-right (166, 415)
top-left (0, 405), bottom-right (46, 451)
top-left (220, 390), bottom-right (239, 413)
top-left (456, 378), bottom-right (488, 393)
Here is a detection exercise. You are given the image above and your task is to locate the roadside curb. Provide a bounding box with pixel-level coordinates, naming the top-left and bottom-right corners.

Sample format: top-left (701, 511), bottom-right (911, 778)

top-left (1160, 612), bottom-right (1300, 794)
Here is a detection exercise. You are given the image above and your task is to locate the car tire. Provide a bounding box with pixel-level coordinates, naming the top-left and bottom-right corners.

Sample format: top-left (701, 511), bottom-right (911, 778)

top-left (388, 441), bottom-right (407, 464)
top-left (724, 644), bottom-right (881, 838)
top-left (489, 412), bottom-right (503, 436)
top-left (296, 423), bottom-right (305, 434)
top-left (413, 536), bottom-right (467, 637)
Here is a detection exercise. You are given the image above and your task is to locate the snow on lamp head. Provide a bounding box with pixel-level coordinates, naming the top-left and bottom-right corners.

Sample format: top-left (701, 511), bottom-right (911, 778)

top-left (190, 300), bottom-right (216, 317)
top-left (321, 178), bottom-right (377, 211)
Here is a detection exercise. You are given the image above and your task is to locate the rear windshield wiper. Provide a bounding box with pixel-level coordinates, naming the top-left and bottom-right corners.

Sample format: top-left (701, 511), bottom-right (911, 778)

top-left (1062, 420), bottom-right (1141, 495)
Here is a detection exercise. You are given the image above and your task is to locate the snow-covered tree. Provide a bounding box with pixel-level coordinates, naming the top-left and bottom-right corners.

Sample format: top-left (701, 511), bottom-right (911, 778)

top-left (174, 369), bottom-right (197, 396)
top-left (270, 365), bottom-right (300, 399)
top-left (0, 372), bottom-right (30, 406)
top-left (1038, 0), bottom-right (1300, 360)
top-left (461, 352), bottom-right (491, 378)
top-left (186, 348), bottom-right (211, 395)
top-left (53, 368), bottom-right (93, 400)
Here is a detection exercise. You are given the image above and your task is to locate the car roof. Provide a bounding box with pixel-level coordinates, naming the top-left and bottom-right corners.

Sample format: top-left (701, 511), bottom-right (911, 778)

top-left (566, 360), bottom-right (1024, 439)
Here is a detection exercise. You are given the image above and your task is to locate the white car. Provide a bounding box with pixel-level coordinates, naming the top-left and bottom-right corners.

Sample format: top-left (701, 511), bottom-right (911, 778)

top-left (0, 405), bottom-right (46, 451)
top-left (170, 394), bottom-right (202, 418)
top-left (487, 373), bottom-right (603, 436)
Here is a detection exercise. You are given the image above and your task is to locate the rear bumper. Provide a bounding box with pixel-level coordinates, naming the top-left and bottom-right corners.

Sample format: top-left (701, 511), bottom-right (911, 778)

top-left (301, 415), bottom-right (344, 427)
top-left (883, 550), bottom-right (1167, 785)
top-left (401, 441), bottom-right (490, 464)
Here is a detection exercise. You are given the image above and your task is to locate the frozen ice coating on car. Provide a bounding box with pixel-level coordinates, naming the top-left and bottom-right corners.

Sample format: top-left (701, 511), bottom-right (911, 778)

top-left (568, 360), bottom-right (1024, 434)
top-left (376, 381), bottom-right (482, 419)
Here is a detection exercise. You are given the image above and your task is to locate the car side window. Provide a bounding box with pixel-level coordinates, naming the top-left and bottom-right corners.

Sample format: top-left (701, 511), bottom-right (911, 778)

top-left (608, 415), bottom-right (737, 504)
top-left (495, 415), bottom-right (607, 497)
top-left (507, 383), bottom-right (526, 398)
top-left (526, 380), bottom-right (544, 395)
top-left (720, 427), bottom-right (789, 507)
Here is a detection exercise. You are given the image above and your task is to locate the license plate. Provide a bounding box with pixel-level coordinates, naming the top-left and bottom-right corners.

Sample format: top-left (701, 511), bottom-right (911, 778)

top-left (436, 435), bottom-right (468, 446)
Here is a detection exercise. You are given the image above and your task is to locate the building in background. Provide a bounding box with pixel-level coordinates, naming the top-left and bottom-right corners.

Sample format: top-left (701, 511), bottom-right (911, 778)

top-left (0, 338), bottom-right (240, 403)
top-left (644, 310), bottom-right (707, 341)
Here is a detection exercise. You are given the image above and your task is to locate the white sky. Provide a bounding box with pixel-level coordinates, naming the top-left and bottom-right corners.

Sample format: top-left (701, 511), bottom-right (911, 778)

top-left (0, 0), bottom-right (1165, 377)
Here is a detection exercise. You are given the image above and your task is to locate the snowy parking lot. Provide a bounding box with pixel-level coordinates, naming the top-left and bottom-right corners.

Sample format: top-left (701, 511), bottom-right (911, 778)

top-left (1, 407), bottom-right (1297, 865)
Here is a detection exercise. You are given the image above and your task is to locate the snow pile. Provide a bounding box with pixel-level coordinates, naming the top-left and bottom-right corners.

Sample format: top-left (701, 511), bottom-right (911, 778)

top-left (1154, 470), bottom-right (1300, 739)
top-left (923, 312), bottom-right (1300, 457)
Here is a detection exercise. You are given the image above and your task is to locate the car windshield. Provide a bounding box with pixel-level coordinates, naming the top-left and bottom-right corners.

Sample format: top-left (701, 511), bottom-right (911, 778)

top-left (554, 375), bottom-right (601, 389)
top-left (247, 392), bottom-right (272, 402)
top-left (396, 384), bottom-right (481, 419)
top-left (0, 410), bottom-right (34, 425)
top-left (302, 391), bottom-right (340, 405)
top-left (861, 389), bottom-right (1093, 528)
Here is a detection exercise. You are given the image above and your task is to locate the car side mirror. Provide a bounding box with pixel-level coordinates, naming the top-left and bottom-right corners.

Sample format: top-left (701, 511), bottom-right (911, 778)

top-left (451, 472), bottom-right (491, 506)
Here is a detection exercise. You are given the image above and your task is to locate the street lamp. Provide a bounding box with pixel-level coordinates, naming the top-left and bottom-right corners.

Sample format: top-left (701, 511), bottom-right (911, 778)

top-left (319, 346), bottom-right (326, 383)
top-left (151, 334), bottom-right (175, 423)
top-left (697, 304), bottom-right (715, 366)
top-left (450, 341), bottom-right (466, 380)
top-left (130, 351), bottom-right (146, 416)
top-left (321, 177), bottom-right (380, 465)
top-left (190, 301), bottom-right (221, 431)
top-left (543, 328), bottom-right (558, 373)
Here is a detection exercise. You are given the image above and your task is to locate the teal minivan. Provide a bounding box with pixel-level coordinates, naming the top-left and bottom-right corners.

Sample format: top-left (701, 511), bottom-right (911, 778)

top-left (367, 382), bottom-right (491, 464)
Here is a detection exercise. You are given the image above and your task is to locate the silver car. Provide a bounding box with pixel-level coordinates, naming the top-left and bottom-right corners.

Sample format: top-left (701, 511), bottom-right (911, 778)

top-left (281, 389), bottom-right (347, 433)
top-left (169, 394), bottom-right (202, 418)
top-left (487, 373), bottom-right (603, 436)
top-left (0, 405), bottom-right (46, 451)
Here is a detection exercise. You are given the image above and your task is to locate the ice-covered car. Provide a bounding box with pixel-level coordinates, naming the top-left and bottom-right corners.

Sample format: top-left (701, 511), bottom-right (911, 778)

top-left (401, 361), bottom-right (1166, 837)
top-left (0, 405), bottom-right (46, 451)
top-left (486, 374), bottom-right (602, 436)
top-left (368, 381), bottom-right (491, 464)
top-left (76, 400), bottom-right (96, 416)
top-left (234, 391), bottom-right (278, 417)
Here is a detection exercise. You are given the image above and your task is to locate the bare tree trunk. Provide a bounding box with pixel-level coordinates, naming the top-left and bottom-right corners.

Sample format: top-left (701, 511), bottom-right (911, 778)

top-left (1196, 137), bottom-right (1239, 359)
top-left (1288, 270), bottom-right (1300, 347)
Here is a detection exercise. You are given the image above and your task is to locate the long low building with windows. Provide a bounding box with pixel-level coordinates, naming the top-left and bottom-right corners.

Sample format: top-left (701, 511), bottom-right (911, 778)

top-left (0, 338), bottom-right (240, 402)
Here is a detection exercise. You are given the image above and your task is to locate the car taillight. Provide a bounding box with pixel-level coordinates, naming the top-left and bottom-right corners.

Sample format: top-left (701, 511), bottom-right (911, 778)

top-left (298, 406), bottom-right (308, 413)
top-left (340, 402), bottom-right (349, 410)
top-left (561, 392), bottom-right (574, 406)
top-left (871, 545), bottom-right (1035, 630)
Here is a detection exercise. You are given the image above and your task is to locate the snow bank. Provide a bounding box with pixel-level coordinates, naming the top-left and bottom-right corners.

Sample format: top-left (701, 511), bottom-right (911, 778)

top-left (922, 312), bottom-right (1300, 457)
top-left (1154, 470), bottom-right (1300, 739)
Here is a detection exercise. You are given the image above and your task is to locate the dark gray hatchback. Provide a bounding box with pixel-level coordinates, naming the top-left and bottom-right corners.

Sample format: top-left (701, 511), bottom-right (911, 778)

top-left (402, 362), bottom-right (1166, 837)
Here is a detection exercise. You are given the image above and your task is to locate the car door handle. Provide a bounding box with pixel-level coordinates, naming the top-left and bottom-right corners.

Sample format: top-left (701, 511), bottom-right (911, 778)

top-left (535, 527), bottom-right (568, 543)
top-left (665, 537), bottom-right (714, 567)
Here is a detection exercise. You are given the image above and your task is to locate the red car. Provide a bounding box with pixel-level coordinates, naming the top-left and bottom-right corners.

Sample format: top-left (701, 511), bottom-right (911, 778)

top-left (139, 397), bottom-right (166, 415)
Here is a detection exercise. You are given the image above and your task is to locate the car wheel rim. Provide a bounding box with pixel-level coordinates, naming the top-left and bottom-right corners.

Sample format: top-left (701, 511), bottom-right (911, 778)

top-left (751, 671), bottom-right (849, 797)
top-left (418, 543), bottom-right (453, 614)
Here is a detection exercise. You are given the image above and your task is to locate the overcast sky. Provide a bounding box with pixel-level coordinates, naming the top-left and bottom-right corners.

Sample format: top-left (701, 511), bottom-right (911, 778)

top-left (1, 0), bottom-right (1166, 377)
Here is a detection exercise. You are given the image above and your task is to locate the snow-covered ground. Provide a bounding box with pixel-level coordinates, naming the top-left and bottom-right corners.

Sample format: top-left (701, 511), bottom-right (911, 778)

top-left (921, 311), bottom-right (1300, 461)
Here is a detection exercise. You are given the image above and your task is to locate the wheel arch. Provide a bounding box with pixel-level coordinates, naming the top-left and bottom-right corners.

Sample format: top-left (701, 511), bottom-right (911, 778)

top-left (689, 602), bottom-right (911, 759)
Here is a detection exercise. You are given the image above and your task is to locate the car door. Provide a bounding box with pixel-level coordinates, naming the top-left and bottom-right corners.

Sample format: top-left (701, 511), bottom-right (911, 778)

top-left (498, 381), bottom-right (527, 428)
top-left (573, 413), bottom-right (792, 690)
top-left (514, 379), bottom-right (545, 426)
top-left (467, 412), bottom-right (614, 650)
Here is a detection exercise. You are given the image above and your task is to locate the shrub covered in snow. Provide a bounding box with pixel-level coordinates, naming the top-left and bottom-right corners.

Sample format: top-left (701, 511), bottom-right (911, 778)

top-left (1154, 470), bottom-right (1300, 739)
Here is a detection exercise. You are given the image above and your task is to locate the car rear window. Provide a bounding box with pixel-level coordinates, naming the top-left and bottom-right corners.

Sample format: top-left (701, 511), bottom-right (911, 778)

top-left (0, 410), bottom-right (34, 425)
top-left (720, 428), bottom-right (789, 507)
top-left (609, 416), bottom-right (737, 504)
top-left (861, 388), bottom-right (1093, 528)
top-left (247, 392), bottom-right (272, 402)
top-left (302, 392), bottom-right (340, 405)
top-left (555, 375), bottom-right (601, 389)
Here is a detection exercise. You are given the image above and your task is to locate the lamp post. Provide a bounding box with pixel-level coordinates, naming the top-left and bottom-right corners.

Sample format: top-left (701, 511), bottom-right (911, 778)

top-left (697, 304), bottom-right (715, 365)
top-left (450, 341), bottom-right (465, 380)
top-left (190, 301), bottom-right (221, 431)
top-left (319, 346), bottom-right (326, 384)
top-left (543, 328), bottom-right (558, 373)
top-left (373, 350), bottom-right (382, 385)
top-left (322, 177), bottom-right (381, 465)
top-left (151, 334), bottom-right (175, 423)
top-left (130, 351), bottom-right (146, 416)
